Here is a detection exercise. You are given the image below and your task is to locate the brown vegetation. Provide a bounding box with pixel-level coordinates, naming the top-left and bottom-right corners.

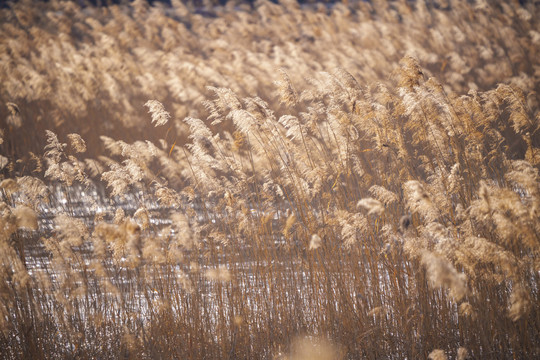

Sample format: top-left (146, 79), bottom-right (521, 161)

top-left (1, 0), bottom-right (539, 359)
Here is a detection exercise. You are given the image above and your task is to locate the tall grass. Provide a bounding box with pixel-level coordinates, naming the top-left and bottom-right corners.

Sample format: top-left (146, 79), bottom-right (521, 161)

top-left (1, 0), bottom-right (539, 359)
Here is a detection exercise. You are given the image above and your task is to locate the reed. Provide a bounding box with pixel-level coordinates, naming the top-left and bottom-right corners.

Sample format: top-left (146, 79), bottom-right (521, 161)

top-left (0, 0), bottom-right (539, 359)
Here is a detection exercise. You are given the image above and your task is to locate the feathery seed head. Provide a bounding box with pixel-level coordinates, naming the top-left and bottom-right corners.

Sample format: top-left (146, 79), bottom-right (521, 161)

top-left (275, 69), bottom-right (298, 107)
top-left (457, 347), bottom-right (469, 360)
top-left (144, 100), bottom-right (170, 127)
top-left (67, 133), bottom-right (87, 153)
top-left (309, 234), bottom-right (322, 250)
top-left (357, 198), bottom-right (384, 216)
top-left (428, 349), bottom-right (447, 360)
top-left (13, 205), bottom-right (38, 230)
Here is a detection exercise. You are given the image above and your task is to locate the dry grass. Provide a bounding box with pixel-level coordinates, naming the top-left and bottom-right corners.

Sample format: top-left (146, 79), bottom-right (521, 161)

top-left (1, 0), bottom-right (540, 359)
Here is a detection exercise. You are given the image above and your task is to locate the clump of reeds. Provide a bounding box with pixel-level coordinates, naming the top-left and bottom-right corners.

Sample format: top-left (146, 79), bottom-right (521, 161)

top-left (0, 1), bottom-right (539, 359)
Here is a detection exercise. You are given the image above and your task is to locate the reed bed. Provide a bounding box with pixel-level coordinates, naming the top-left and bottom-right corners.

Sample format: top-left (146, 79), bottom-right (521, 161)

top-left (1, 0), bottom-right (539, 359)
